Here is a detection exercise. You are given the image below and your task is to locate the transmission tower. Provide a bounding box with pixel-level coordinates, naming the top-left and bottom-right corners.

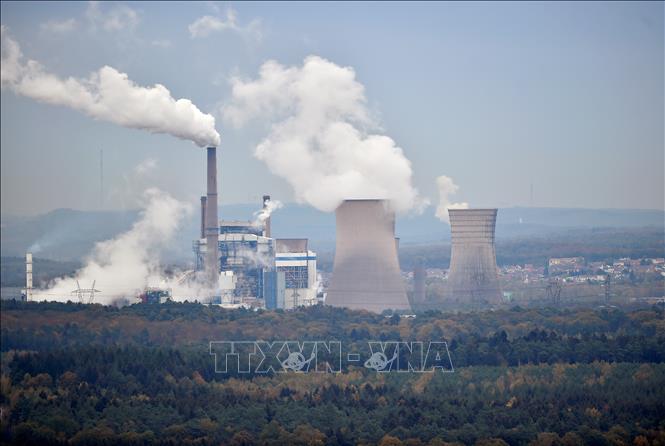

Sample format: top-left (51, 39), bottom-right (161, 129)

top-left (546, 278), bottom-right (562, 306)
top-left (604, 274), bottom-right (611, 303)
top-left (71, 280), bottom-right (101, 304)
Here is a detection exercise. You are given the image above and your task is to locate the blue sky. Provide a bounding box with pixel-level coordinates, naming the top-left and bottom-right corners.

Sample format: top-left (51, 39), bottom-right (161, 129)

top-left (1, 1), bottom-right (663, 215)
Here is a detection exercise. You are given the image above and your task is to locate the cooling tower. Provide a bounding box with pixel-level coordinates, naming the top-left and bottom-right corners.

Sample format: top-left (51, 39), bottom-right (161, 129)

top-left (326, 199), bottom-right (411, 313)
top-left (205, 147), bottom-right (219, 287)
top-left (447, 209), bottom-right (501, 305)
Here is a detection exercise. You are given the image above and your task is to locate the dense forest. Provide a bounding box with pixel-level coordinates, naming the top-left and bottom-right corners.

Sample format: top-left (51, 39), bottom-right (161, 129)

top-left (1, 301), bottom-right (664, 445)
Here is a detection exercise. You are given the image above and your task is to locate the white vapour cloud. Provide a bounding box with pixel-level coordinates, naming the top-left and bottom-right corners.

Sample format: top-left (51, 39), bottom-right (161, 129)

top-left (188, 7), bottom-right (262, 41)
top-left (37, 189), bottom-right (193, 304)
top-left (223, 56), bottom-right (425, 213)
top-left (40, 18), bottom-right (77, 33)
top-left (252, 198), bottom-right (283, 228)
top-left (435, 175), bottom-right (469, 223)
top-left (86, 1), bottom-right (139, 32)
top-left (135, 158), bottom-right (158, 176)
top-left (0, 26), bottom-right (220, 147)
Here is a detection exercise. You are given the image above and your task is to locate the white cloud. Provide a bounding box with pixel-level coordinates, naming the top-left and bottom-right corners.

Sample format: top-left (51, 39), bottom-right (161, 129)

top-left (223, 56), bottom-right (426, 214)
top-left (188, 7), bottom-right (262, 41)
top-left (135, 158), bottom-right (158, 176)
top-left (40, 18), bottom-right (77, 33)
top-left (1, 26), bottom-right (220, 147)
top-left (86, 1), bottom-right (139, 32)
top-left (435, 175), bottom-right (469, 223)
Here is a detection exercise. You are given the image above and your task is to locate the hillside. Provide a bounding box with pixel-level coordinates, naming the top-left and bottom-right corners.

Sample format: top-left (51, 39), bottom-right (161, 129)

top-left (2, 206), bottom-right (663, 262)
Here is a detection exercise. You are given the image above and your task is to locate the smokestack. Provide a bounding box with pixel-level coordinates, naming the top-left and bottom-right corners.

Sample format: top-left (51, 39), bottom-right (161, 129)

top-left (326, 199), bottom-right (411, 313)
top-left (263, 194), bottom-right (271, 238)
top-left (447, 209), bottom-right (502, 306)
top-left (205, 147), bottom-right (219, 287)
top-left (200, 196), bottom-right (207, 239)
top-left (26, 252), bottom-right (33, 301)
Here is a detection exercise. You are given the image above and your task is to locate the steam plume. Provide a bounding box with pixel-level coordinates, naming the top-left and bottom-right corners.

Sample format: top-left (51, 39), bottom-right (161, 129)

top-left (252, 198), bottom-right (282, 227)
top-left (223, 56), bottom-right (425, 213)
top-left (1, 26), bottom-right (220, 147)
top-left (435, 175), bottom-right (469, 223)
top-left (36, 189), bottom-right (193, 304)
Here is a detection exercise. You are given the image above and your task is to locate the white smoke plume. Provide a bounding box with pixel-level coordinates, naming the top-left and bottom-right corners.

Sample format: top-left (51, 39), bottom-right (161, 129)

top-left (252, 198), bottom-right (283, 228)
top-left (223, 56), bottom-right (425, 213)
top-left (0, 26), bottom-right (220, 147)
top-left (237, 247), bottom-right (273, 269)
top-left (435, 175), bottom-right (469, 223)
top-left (34, 188), bottom-right (194, 304)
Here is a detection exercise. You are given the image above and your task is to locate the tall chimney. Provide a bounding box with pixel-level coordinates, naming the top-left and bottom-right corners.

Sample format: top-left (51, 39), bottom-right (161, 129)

top-left (205, 147), bottom-right (219, 287)
top-left (262, 194), bottom-right (271, 238)
top-left (200, 196), bottom-right (207, 239)
top-left (26, 252), bottom-right (33, 301)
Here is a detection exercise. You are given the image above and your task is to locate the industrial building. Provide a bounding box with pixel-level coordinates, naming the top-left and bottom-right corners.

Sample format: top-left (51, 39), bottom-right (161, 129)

top-left (274, 239), bottom-right (318, 309)
top-left (193, 148), bottom-right (318, 308)
top-left (326, 199), bottom-right (411, 313)
top-left (194, 225), bottom-right (318, 308)
top-left (447, 208), bottom-right (502, 306)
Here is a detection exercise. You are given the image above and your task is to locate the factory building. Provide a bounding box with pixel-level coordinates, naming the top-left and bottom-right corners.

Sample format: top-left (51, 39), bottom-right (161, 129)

top-left (274, 239), bottom-right (318, 309)
top-left (193, 165), bottom-right (318, 309)
top-left (447, 208), bottom-right (502, 306)
top-left (326, 199), bottom-right (411, 313)
top-left (193, 220), bottom-right (273, 303)
top-left (193, 147), bottom-right (318, 309)
top-left (194, 230), bottom-right (318, 308)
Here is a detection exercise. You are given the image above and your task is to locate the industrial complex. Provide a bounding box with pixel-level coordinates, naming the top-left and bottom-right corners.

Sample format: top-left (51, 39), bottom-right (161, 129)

top-left (191, 147), bottom-right (320, 310)
top-left (21, 146), bottom-right (504, 313)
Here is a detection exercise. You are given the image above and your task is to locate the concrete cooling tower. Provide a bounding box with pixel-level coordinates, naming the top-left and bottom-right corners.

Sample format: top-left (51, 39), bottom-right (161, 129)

top-left (447, 209), bottom-right (502, 306)
top-left (326, 199), bottom-right (411, 313)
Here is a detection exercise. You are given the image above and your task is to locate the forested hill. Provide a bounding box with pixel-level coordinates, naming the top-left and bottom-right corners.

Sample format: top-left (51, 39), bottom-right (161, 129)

top-left (1, 302), bottom-right (664, 445)
top-left (2, 301), bottom-right (665, 360)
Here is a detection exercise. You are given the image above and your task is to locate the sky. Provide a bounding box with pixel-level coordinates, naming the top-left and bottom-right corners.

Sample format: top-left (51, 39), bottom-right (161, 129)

top-left (1, 1), bottom-right (663, 216)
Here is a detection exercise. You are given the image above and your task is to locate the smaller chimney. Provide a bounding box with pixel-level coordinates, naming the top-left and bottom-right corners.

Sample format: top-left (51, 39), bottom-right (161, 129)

top-left (200, 196), bottom-right (207, 239)
top-left (263, 194), bottom-right (271, 238)
top-left (26, 252), bottom-right (33, 301)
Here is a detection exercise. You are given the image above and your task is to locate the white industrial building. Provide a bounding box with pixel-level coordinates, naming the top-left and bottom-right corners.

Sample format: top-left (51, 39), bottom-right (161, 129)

top-left (274, 239), bottom-right (318, 309)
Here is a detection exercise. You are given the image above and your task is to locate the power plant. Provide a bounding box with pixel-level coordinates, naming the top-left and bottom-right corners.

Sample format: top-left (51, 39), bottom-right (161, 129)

top-left (326, 199), bottom-right (411, 313)
top-left (17, 139), bottom-right (502, 313)
top-left (446, 208), bottom-right (502, 306)
top-left (193, 152), bottom-right (319, 309)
